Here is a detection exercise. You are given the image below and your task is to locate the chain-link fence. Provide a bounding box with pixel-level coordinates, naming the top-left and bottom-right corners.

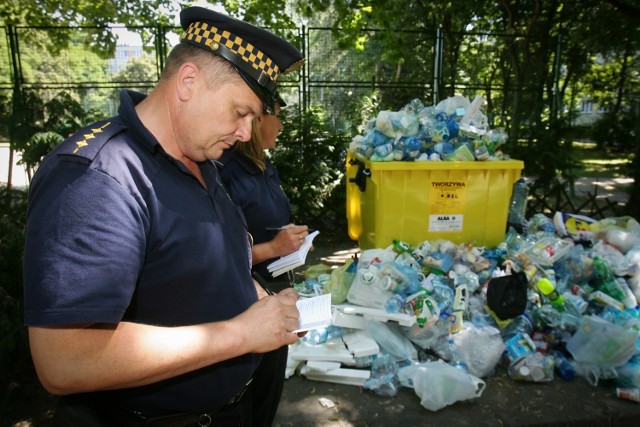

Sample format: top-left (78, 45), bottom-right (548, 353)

top-left (2, 23), bottom-right (566, 187)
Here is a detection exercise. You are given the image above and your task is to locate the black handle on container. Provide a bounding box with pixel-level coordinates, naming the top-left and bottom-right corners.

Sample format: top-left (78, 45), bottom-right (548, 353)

top-left (348, 157), bottom-right (371, 192)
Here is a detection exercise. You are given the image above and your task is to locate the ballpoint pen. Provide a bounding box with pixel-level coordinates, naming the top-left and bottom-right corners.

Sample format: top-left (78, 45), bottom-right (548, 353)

top-left (266, 226), bottom-right (316, 233)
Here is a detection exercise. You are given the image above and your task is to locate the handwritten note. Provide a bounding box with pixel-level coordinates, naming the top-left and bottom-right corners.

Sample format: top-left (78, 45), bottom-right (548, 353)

top-left (293, 293), bottom-right (333, 333)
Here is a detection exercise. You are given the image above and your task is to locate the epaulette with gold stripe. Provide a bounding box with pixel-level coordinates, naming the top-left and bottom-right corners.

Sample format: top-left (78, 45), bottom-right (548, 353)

top-left (58, 119), bottom-right (126, 161)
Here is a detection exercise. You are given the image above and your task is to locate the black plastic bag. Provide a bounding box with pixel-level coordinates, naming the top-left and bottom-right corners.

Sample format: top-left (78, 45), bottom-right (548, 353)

top-left (486, 271), bottom-right (528, 320)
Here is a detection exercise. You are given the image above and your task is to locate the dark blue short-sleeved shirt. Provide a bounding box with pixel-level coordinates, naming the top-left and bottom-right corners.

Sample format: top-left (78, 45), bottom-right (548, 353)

top-left (23, 90), bottom-right (259, 414)
top-left (218, 150), bottom-right (292, 281)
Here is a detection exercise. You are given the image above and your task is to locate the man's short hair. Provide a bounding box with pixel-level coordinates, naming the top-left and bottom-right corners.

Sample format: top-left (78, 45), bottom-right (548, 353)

top-left (161, 43), bottom-right (241, 89)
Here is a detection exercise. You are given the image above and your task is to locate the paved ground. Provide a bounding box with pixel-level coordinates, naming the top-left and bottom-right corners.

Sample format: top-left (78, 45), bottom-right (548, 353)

top-left (274, 219), bottom-right (640, 427)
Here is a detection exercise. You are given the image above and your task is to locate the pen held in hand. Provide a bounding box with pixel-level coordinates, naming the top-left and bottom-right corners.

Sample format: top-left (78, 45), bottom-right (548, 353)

top-left (266, 226), bottom-right (316, 233)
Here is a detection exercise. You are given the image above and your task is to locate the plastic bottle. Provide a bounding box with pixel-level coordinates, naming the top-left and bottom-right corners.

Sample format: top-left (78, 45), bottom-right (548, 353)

top-left (392, 239), bottom-right (413, 254)
top-left (447, 338), bottom-right (468, 372)
top-left (549, 349), bottom-right (576, 380)
top-left (508, 352), bottom-right (555, 382)
top-left (501, 313), bottom-right (533, 342)
top-left (459, 95), bottom-right (484, 129)
top-left (536, 278), bottom-right (565, 309)
top-left (374, 142), bottom-right (393, 157)
top-left (507, 178), bottom-right (529, 228)
top-left (385, 294), bottom-right (405, 313)
top-left (405, 136), bottom-right (423, 159)
top-left (392, 139), bottom-right (407, 160)
top-left (590, 256), bottom-right (628, 303)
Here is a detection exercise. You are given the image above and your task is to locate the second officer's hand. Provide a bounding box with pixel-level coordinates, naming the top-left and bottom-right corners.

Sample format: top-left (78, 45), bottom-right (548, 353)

top-left (273, 224), bottom-right (309, 256)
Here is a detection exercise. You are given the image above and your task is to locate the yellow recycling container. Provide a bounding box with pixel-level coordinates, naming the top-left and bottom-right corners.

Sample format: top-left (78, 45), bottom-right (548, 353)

top-left (346, 154), bottom-right (524, 250)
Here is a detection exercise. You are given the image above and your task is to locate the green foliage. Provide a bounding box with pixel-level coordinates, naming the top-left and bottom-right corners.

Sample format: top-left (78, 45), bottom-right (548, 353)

top-left (18, 132), bottom-right (64, 173)
top-left (0, 187), bottom-right (29, 406)
top-left (0, 0), bottom-right (180, 57)
top-left (270, 105), bottom-right (349, 231)
top-left (3, 89), bottom-right (100, 178)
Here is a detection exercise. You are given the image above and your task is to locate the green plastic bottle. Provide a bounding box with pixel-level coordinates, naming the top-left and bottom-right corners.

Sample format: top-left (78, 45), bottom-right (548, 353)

top-left (591, 256), bottom-right (627, 302)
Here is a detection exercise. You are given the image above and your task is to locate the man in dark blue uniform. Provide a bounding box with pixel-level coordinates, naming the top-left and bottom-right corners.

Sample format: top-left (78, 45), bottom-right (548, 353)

top-left (23, 6), bottom-right (304, 426)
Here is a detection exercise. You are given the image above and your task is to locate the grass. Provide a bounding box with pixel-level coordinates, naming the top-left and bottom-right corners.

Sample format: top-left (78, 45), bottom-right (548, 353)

top-left (571, 141), bottom-right (632, 179)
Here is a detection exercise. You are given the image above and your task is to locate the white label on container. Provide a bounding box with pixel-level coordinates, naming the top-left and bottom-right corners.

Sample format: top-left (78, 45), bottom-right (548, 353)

top-left (429, 214), bottom-right (463, 232)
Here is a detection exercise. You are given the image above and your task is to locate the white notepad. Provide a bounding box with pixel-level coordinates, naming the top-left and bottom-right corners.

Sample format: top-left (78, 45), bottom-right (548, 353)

top-left (293, 293), bottom-right (333, 333)
top-left (267, 230), bottom-right (320, 277)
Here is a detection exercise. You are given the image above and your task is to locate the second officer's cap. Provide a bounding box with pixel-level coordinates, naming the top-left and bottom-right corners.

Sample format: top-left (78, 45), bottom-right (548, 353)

top-left (179, 7), bottom-right (304, 114)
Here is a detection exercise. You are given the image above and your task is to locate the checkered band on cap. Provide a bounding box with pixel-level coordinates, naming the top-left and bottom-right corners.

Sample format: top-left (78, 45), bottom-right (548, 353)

top-left (184, 21), bottom-right (280, 86)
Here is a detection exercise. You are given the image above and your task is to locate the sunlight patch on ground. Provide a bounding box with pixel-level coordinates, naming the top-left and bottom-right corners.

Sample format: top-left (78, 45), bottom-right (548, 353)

top-left (582, 158), bottom-right (631, 166)
top-left (320, 248), bottom-right (360, 266)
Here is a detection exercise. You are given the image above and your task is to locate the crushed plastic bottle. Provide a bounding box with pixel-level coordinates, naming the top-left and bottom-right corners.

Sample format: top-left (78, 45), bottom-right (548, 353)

top-left (363, 353), bottom-right (401, 397)
top-left (385, 294), bottom-right (406, 313)
top-left (501, 314), bottom-right (533, 342)
top-left (508, 352), bottom-right (555, 382)
top-left (507, 178), bottom-right (529, 231)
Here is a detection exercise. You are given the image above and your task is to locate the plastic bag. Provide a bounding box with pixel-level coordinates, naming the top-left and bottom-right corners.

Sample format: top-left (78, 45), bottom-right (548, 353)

top-left (398, 360), bottom-right (485, 411)
top-left (324, 258), bottom-right (356, 304)
top-left (376, 110), bottom-right (420, 138)
top-left (404, 316), bottom-right (450, 349)
top-left (567, 315), bottom-right (639, 370)
top-left (486, 271), bottom-right (528, 320)
top-left (453, 323), bottom-right (505, 378)
top-left (359, 247), bottom-right (397, 269)
top-left (304, 263), bottom-right (333, 280)
top-left (365, 320), bottom-right (418, 362)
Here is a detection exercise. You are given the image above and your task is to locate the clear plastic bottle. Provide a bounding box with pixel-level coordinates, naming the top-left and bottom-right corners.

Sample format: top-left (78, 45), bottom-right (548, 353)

top-left (508, 178), bottom-right (529, 228)
top-left (501, 313), bottom-right (533, 342)
top-left (385, 294), bottom-right (405, 313)
top-left (447, 337), bottom-right (468, 372)
top-left (508, 352), bottom-right (554, 382)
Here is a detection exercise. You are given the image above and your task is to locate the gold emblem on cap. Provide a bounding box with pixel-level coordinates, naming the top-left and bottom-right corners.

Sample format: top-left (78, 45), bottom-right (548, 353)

top-left (283, 58), bottom-right (305, 75)
top-left (210, 41), bottom-right (219, 51)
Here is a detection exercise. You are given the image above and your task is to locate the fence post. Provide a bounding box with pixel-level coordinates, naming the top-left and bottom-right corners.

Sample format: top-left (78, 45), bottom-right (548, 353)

top-left (155, 24), bottom-right (166, 76)
top-left (433, 26), bottom-right (443, 105)
top-left (6, 25), bottom-right (22, 189)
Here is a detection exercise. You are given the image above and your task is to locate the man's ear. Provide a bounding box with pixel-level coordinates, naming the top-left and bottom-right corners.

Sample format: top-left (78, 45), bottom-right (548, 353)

top-left (176, 62), bottom-right (199, 101)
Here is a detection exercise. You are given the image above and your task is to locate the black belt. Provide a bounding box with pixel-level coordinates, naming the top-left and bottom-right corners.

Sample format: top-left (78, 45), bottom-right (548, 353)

top-left (126, 378), bottom-right (253, 427)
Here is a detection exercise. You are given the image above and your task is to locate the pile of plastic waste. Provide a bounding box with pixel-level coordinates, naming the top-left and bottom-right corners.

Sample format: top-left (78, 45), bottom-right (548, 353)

top-left (348, 95), bottom-right (509, 162)
top-left (288, 212), bottom-right (640, 411)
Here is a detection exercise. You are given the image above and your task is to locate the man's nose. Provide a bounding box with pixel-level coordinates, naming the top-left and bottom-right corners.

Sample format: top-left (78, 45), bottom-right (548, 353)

top-left (236, 123), bottom-right (252, 142)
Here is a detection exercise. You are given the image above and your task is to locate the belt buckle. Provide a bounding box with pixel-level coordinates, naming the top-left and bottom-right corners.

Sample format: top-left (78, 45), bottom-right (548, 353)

top-left (196, 413), bottom-right (213, 426)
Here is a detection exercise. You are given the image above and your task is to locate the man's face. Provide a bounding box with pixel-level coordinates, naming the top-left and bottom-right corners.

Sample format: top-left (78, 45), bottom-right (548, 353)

top-left (178, 76), bottom-right (263, 162)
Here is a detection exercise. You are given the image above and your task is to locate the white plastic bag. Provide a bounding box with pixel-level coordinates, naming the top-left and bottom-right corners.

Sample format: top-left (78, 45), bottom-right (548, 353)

top-left (365, 320), bottom-right (418, 362)
top-left (399, 360), bottom-right (485, 411)
top-left (567, 315), bottom-right (639, 369)
top-left (453, 323), bottom-right (505, 378)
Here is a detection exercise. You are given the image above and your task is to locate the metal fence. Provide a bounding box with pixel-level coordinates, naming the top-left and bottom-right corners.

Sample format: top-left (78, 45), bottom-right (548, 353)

top-left (1, 23), bottom-right (553, 117)
top-left (2, 23), bottom-right (559, 186)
